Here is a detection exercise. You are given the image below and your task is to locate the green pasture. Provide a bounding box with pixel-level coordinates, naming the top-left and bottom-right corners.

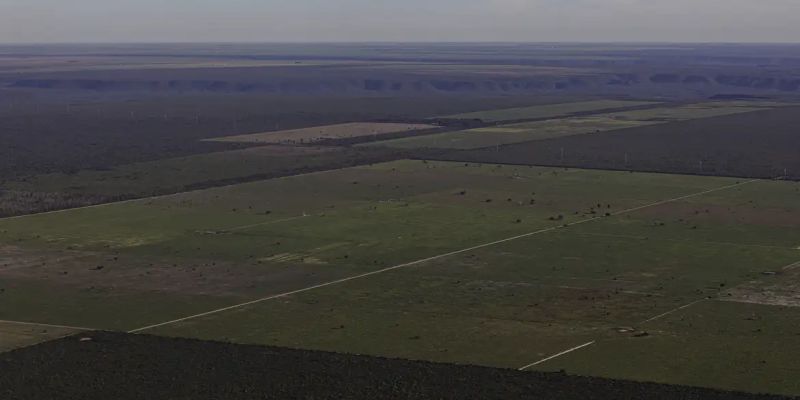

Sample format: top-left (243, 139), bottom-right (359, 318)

top-left (367, 101), bottom-right (782, 150)
top-left (2, 160), bottom-right (799, 396)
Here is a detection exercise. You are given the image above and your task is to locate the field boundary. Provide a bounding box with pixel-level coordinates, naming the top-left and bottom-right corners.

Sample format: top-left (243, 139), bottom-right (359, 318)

top-left (436, 100), bottom-right (667, 123)
top-left (224, 214), bottom-right (312, 232)
top-left (2, 159), bottom-right (765, 222)
top-left (128, 178), bottom-right (758, 333)
top-left (205, 122), bottom-right (441, 144)
top-left (641, 299), bottom-right (708, 324)
top-left (0, 167), bottom-right (351, 222)
top-left (418, 156), bottom-right (786, 182)
top-left (518, 341), bottom-right (596, 370)
top-left (782, 260), bottom-right (800, 271)
top-left (0, 319), bottom-right (92, 331)
top-left (434, 104), bottom-right (777, 153)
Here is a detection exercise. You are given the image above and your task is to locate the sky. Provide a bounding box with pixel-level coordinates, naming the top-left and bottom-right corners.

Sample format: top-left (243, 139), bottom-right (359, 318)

top-left (1, 0), bottom-right (799, 43)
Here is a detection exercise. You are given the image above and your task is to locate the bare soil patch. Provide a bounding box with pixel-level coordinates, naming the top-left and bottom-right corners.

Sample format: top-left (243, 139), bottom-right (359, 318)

top-left (723, 266), bottom-right (800, 307)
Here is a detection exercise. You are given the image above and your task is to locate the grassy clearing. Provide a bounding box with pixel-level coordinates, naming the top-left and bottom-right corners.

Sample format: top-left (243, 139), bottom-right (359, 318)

top-left (367, 116), bottom-right (654, 150)
top-left (2, 145), bottom-right (397, 216)
top-left (2, 160), bottom-right (800, 396)
top-left (2, 162), bottom-right (719, 267)
top-left (365, 102), bottom-right (777, 150)
top-left (600, 100), bottom-right (777, 120)
top-left (207, 122), bottom-right (438, 144)
top-left (139, 166), bottom-right (798, 396)
top-left (0, 321), bottom-right (80, 352)
top-left (542, 301), bottom-right (800, 397)
top-left (439, 100), bottom-right (656, 122)
top-left (150, 178), bottom-right (800, 375)
top-left (0, 161), bottom-right (733, 332)
top-left (0, 277), bottom-right (240, 331)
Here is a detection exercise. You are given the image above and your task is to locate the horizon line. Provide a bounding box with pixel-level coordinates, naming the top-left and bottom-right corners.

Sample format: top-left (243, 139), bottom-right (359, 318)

top-left (2, 40), bottom-right (800, 46)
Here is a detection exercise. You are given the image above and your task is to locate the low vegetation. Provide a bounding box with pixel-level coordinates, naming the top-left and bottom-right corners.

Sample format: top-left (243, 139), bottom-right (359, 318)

top-left (365, 101), bottom-right (786, 150)
top-left (207, 122), bottom-right (440, 144)
top-left (1, 331), bottom-right (790, 400)
top-left (0, 146), bottom-right (404, 217)
top-left (434, 106), bottom-right (800, 179)
top-left (2, 160), bottom-right (799, 395)
top-left (438, 99), bottom-right (658, 122)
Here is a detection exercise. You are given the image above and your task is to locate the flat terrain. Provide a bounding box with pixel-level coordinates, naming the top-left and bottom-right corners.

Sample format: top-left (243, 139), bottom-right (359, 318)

top-left (547, 300), bottom-right (800, 394)
top-left (1, 145), bottom-right (401, 217)
top-left (366, 114), bottom-right (654, 150)
top-left (435, 105), bottom-right (800, 179)
top-left (439, 100), bottom-right (657, 122)
top-left (0, 331), bottom-right (790, 400)
top-left (0, 56), bottom-right (350, 74)
top-left (366, 101), bottom-right (785, 150)
top-left (0, 321), bottom-right (82, 353)
top-left (2, 160), bottom-right (800, 395)
top-left (4, 42), bottom-right (798, 182)
top-left (4, 43), bottom-right (800, 398)
top-left (208, 122), bottom-right (439, 144)
top-left (0, 93), bottom-right (550, 180)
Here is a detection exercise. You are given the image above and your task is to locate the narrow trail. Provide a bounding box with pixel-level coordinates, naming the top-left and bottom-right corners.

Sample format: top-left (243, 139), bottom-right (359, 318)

top-left (129, 179), bottom-right (758, 333)
top-left (518, 341), bottom-right (596, 370)
top-left (0, 319), bottom-right (92, 331)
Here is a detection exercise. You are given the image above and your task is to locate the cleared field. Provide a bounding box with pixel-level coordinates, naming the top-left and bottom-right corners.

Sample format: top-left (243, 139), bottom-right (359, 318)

top-left (366, 116), bottom-right (654, 150)
top-left (439, 100), bottom-right (658, 122)
top-left (1, 161), bottom-right (799, 396)
top-left (545, 301), bottom-right (800, 396)
top-left (0, 320), bottom-right (82, 353)
top-left (2, 145), bottom-right (398, 217)
top-left (437, 105), bottom-right (800, 179)
top-left (207, 122), bottom-right (439, 144)
top-left (144, 174), bottom-right (800, 395)
top-left (366, 101), bottom-right (778, 150)
top-left (0, 161), bottom-right (734, 331)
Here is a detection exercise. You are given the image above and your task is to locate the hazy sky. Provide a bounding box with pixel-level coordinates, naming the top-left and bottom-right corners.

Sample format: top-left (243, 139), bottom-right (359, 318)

top-left (2, 0), bottom-right (799, 43)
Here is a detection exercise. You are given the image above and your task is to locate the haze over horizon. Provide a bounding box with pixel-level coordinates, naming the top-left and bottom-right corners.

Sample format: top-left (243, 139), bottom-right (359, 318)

top-left (2, 0), bottom-right (799, 44)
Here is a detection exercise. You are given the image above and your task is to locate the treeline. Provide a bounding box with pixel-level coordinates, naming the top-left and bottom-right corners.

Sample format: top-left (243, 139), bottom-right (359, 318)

top-left (0, 190), bottom-right (123, 218)
top-left (0, 148), bottom-right (410, 218)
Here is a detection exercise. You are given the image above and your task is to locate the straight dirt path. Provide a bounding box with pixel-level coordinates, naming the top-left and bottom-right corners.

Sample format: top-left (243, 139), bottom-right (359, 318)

top-left (0, 319), bottom-right (92, 331)
top-left (129, 178), bottom-right (758, 333)
top-left (518, 341), bottom-right (597, 370)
